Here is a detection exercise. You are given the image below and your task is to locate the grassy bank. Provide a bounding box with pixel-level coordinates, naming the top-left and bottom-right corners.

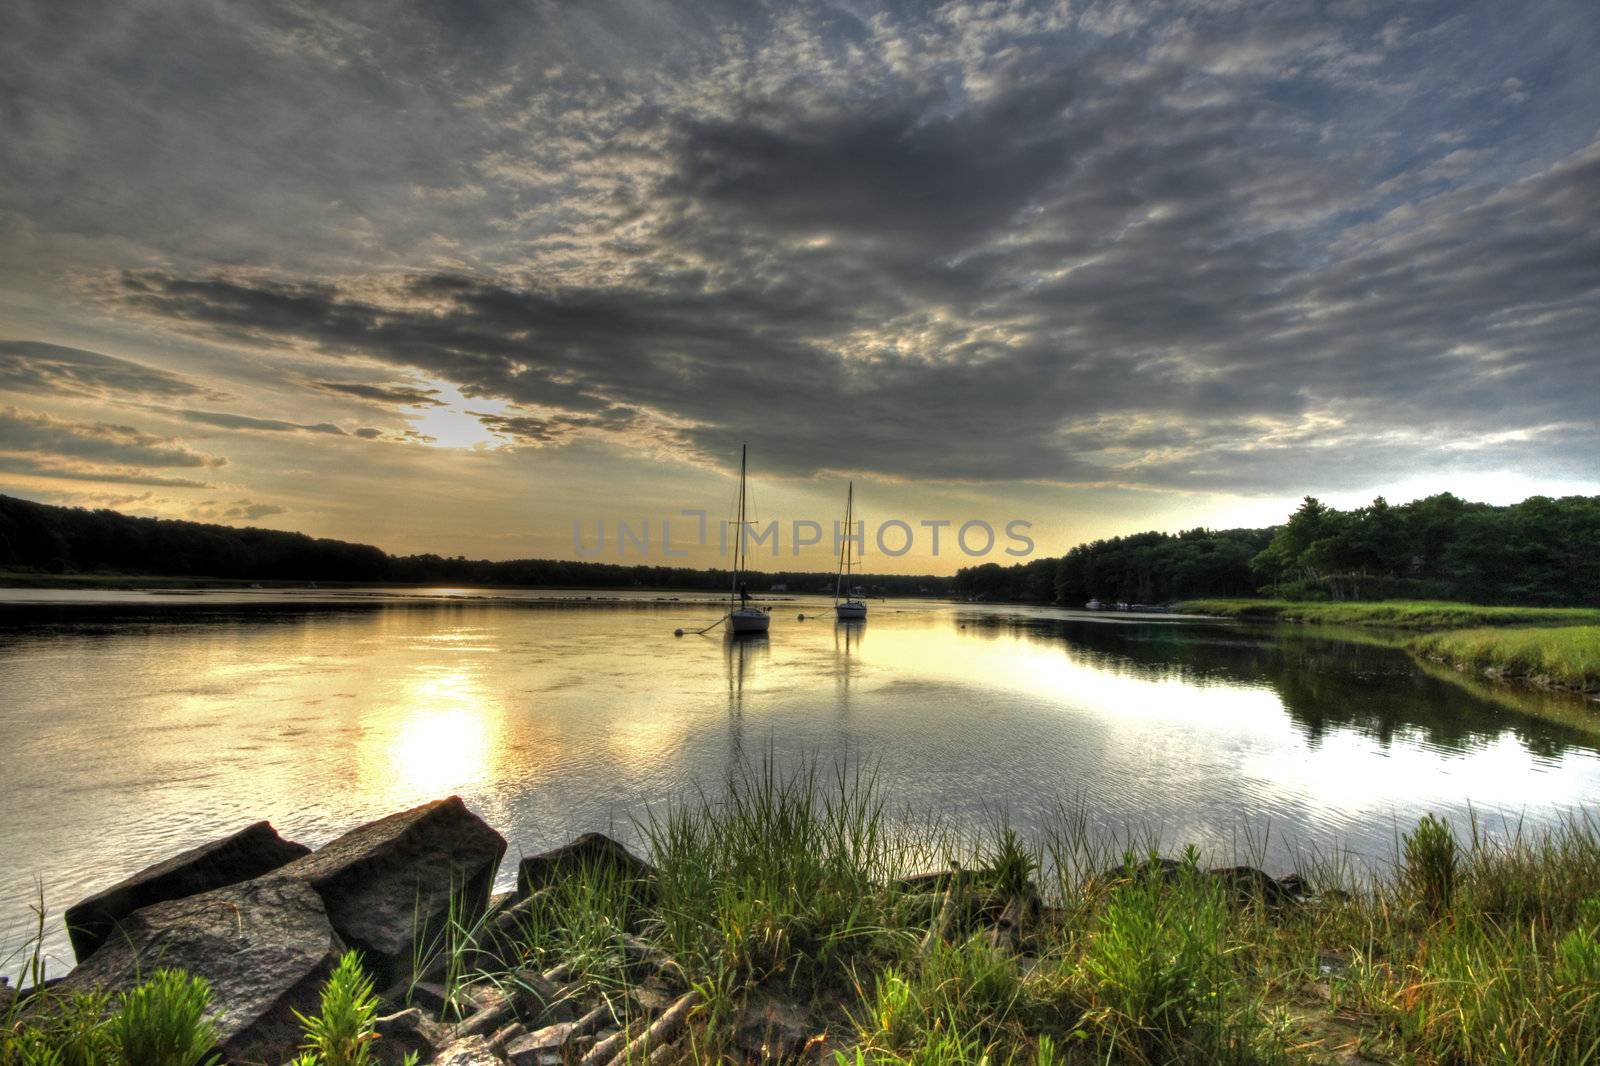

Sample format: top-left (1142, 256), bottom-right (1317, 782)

top-left (1410, 626), bottom-right (1600, 693)
top-left (1179, 598), bottom-right (1600, 631)
top-left (11, 764), bottom-right (1600, 1064)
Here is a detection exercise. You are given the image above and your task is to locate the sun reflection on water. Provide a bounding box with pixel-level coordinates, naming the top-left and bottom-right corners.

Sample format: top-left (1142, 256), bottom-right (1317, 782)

top-left (364, 667), bottom-right (501, 804)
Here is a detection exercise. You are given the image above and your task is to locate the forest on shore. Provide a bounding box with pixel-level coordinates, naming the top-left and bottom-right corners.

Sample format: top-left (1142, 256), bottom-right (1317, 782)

top-left (954, 493), bottom-right (1600, 607)
top-left (0, 492), bottom-right (949, 596)
top-left (4, 490), bottom-right (1598, 607)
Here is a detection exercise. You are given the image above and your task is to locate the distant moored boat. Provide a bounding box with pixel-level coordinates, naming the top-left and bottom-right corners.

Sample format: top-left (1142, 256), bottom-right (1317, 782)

top-left (727, 444), bottom-right (770, 636)
top-left (834, 481), bottom-right (868, 621)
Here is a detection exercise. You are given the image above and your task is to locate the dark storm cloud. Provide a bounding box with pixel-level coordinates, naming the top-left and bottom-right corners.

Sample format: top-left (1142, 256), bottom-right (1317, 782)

top-left (112, 124), bottom-right (1600, 486)
top-left (0, 341), bottom-right (214, 400)
top-left (10, 0), bottom-right (1600, 491)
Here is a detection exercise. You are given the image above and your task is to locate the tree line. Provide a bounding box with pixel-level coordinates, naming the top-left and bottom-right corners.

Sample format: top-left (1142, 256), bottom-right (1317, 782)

top-left (7, 490), bottom-right (1597, 605)
top-left (0, 493), bottom-right (951, 595)
top-left (953, 494), bottom-right (1600, 607)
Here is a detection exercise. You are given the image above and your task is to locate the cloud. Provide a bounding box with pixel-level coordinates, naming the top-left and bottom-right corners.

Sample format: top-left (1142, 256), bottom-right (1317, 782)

top-left (163, 408), bottom-right (346, 434)
top-left (1, 405), bottom-right (226, 468)
top-left (189, 498), bottom-right (287, 521)
top-left (0, 340), bottom-right (214, 400)
top-left (8, 0), bottom-right (1600, 500)
top-left (110, 128), bottom-right (1600, 490)
top-left (0, 455), bottom-right (213, 488)
top-left (310, 379), bottom-right (444, 407)
top-left (0, 405), bottom-right (224, 489)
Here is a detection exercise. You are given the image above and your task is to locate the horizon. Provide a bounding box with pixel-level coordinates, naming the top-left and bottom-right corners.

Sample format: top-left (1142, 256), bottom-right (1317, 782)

top-left (6, 483), bottom-right (1586, 579)
top-left (3, 0), bottom-right (1598, 575)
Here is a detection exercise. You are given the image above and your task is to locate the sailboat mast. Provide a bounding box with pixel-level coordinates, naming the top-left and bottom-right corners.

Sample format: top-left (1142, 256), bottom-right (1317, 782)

top-left (835, 481), bottom-right (852, 603)
top-left (731, 443), bottom-right (747, 607)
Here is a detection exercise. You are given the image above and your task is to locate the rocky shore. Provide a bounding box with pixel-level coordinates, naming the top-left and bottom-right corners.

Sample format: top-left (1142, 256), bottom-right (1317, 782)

top-left (12, 797), bottom-right (1315, 1065)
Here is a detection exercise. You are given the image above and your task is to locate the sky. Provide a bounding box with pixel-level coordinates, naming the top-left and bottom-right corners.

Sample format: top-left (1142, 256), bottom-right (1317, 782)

top-left (1, 0), bottom-right (1597, 574)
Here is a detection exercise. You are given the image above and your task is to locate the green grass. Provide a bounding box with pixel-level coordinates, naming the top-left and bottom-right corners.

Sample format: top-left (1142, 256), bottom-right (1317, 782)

top-left (11, 766), bottom-right (1600, 1064)
top-left (1410, 625), bottom-right (1600, 692)
top-left (1178, 598), bottom-right (1600, 631)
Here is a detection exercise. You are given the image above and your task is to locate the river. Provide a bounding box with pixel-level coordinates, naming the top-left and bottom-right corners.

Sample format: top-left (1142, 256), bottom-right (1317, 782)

top-left (3, 587), bottom-right (1598, 972)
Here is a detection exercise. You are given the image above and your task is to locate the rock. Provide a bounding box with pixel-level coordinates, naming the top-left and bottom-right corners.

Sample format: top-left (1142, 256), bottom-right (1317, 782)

top-left (501, 1001), bottom-right (610, 1065)
top-left (489, 1021), bottom-right (528, 1052)
top-left (64, 820), bottom-right (310, 962)
top-left (408, 979), bottom-right (452, 1016)
top-left (282, 797), bottom-right (507, 986)
top-left (893, 868), bottom-right (997, 894)
top-left (1095, 857), bottom-right (1186, 887)
top-left (434, 1035), bottom-right (509, 1064)
top-left (51, 875), bottom-right (343, 1064)
top-left (984, 894), bottom-right (1036, 954)
top-left (734, 992), bottom-right (813, 1062)
top-left (502, 967), bottom-right (562, 1021)
top-left (516, 833), bottom-right (656, 901)
top-left (504, 1020), bottom-right (575, 1066)
top-left (1209, 866), bottom-right (1295, 906)
top-left (374, 1007), bottom-right (450, 1065)
top-left (450, 985), bottom-right (518, 1043)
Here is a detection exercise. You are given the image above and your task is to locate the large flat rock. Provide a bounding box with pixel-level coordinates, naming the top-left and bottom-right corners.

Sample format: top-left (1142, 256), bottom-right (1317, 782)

top-left (65, 820), bottom-right (311, 963)
top-left (54, 875), bottom-right (344, 1064)
top-left (282, 797), bottom-right (507, 986)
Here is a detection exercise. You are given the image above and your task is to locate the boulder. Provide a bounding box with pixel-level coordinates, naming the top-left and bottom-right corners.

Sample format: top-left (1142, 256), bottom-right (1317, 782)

top-left (51, 875), bottom-right (344, 1064)
top-left (516, 833), bottom-right (655, 901)
top-left (64, 820), bottom-right (310, 962)
top-left (1209, 866), bottom-right (1295, 906)
top-left (281, 797), bottom-right (507, 986)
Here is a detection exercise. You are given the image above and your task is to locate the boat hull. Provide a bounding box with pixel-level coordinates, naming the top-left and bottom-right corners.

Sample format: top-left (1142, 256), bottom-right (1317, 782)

top-left (728, 609), bottom-right (770, 635)
top-left (834, 602), bottom-right (867, 620)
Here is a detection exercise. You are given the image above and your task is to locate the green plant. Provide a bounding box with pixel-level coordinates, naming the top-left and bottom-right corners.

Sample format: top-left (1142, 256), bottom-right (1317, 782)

top-left (1075, 858), bottom-right (1232, 1060)
top-left (986, 828), bottom-right (1039, 901)
top-left (294, 952), bottom-right (379, 1066)
top-left (104, 969), bottom-right (218, 1066)
top-left (1401, 814), bottom-right (1458, 917)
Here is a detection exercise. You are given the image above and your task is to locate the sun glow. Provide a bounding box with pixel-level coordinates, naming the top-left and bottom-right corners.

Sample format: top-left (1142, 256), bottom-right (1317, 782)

top-left (402, 380), bottom-right (509, 450)
top-left (363, 665), bottom-right (502, 803)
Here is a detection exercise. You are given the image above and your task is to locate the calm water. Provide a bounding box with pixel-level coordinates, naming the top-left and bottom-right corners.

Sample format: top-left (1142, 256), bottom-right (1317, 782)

top-left (4, 587), bottom-right (1600, 972)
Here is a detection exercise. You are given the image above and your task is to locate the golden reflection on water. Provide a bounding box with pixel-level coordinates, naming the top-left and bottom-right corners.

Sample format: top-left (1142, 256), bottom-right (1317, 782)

top-left (370, 673), bottom-right (498, 802)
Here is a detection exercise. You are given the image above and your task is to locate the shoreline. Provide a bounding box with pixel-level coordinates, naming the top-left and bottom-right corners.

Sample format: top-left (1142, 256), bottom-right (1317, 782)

top-left (9, 783), bottom-right (1600, 1064)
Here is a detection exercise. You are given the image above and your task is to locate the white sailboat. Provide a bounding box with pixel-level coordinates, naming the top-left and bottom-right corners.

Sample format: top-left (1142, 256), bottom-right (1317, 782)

top-left (727, 444), bottom-right (771, 636)
top-left (834, 481), bottom-right (867, 621)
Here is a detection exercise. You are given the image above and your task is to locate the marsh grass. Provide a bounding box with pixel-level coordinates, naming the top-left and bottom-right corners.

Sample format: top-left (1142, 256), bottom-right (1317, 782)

top-left (1410, 625), bottom-right (1600, 690)
top-left (1180, 599), bottom-right (1600, 631)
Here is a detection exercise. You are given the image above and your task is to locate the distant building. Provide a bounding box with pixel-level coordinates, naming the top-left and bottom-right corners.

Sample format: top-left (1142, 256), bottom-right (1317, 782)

top-left (769, 583), bottom-right (787, 592)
